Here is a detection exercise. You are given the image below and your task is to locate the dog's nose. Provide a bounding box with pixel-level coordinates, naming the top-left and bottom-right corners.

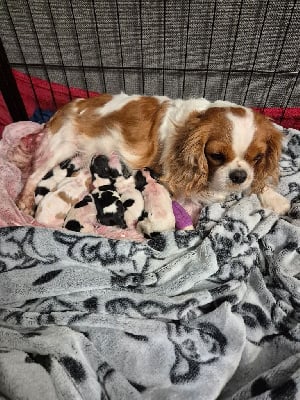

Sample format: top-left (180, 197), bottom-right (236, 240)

top-left (229, 169), bottom-right (247, 184)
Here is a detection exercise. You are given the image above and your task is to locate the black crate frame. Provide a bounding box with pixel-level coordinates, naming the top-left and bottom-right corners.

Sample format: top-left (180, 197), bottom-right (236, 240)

top-left (0, 0), bottom-right (299, 124)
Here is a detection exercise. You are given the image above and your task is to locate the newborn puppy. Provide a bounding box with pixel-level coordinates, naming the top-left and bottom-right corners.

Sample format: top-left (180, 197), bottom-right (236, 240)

top-left (114, 163), bottom-right (144, 229)
top-left (63, 194), bottom-right (97, 233)
top-left (64, 155), bottom-right (118, 232)
top-left (90, 154), bottom-right (126, 228)
top-left (93, 190), bottom-right (126, 228)
top-left (64, 154), bottom-right (127, 231)
top-left (35, 168), bottom-right (91, 228)
top-left (35, 158), bottom-right (81, 206)
top-left (136, 168), bottom-right (175, 237)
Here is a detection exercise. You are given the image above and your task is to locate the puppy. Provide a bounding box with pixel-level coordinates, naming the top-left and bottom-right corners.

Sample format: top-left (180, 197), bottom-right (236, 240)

top-left (35, 157), bottom-right (81, 206)
top-left (35, 168), bottom-right (91, 227)
top-left (63, 194), bottom-right (97, 233)
top-left (90, 154), bottom-right (126, 228)
top-left (93, 189), bottom-right (126, 228)
top-left (63, 154), bottom-right (125, 232)
top-left (115, 173), bottom-right (144, 229)
top-left (113, 160), bottom-right (144, 229)
top-left (17, 94), bottom-right (290, 215)
top-left (136, 169), bottom-right (175, 236)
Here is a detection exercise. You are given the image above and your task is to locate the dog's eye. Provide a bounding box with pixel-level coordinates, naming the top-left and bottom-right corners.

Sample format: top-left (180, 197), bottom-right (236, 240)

top-left (209, 153), bottom-right (225, 163)
top-left (253, 153), bottom-right (264, 162)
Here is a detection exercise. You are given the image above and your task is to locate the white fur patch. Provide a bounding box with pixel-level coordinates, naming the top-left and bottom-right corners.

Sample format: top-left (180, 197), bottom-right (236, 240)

top-left (159, 97), bottom-right (211, 143)
top-left (103, 202), bottom-right (118, 214)
top-left (227, 108), bottom-right (255, 158)
top-left (30, 122), bottom-right (78, 187)
top-left (78, 128), bottom-right (121, 156)
top-left (97, 93), bottom-right (141, 117)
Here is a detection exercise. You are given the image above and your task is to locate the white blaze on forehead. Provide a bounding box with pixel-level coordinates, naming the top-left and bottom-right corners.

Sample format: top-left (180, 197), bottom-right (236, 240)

top-left (227, 108), bottom-right (256, 157)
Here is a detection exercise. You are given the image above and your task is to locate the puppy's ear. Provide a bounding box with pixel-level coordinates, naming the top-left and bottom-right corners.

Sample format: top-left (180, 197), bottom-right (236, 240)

top-left (160, 113), bottom-right (209, 198)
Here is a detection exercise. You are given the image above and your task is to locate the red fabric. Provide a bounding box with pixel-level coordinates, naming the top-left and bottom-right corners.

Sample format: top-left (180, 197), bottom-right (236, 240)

top-left (252, 107), bottom-right (300, 131)
top-left (1, 69), bottom-right (300, 135)
top-left (0, 70), bottom-right (99, 135)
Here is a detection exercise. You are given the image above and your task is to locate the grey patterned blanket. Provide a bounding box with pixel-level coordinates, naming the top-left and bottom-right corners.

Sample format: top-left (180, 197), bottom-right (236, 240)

top-left (0, 126), bottom-right (299, 400)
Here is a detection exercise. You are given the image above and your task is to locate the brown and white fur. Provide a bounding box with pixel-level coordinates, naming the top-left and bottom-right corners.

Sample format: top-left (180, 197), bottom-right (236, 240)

top-left (17, 93), bottom-right (290, 216)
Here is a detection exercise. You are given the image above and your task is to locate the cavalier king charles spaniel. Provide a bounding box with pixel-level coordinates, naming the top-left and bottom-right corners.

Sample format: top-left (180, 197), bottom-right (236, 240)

top-left (17, 93), bottom-right (290, 216)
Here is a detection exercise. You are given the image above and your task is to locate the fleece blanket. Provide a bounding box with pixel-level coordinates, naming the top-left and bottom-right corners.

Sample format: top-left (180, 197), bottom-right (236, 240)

top-left (0, 124), bottom-right (300, 399)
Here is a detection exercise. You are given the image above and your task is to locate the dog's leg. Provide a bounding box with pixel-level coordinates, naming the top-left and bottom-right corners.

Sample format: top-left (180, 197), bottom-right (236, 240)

top-left (258, 186), bottom-right (290, 215)
top-left (17, 133), bottom-right (78, 216)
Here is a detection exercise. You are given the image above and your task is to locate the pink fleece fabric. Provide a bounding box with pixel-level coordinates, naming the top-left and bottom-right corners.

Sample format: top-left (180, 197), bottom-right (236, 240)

top-left (0, 122), bottom-right (44, 228)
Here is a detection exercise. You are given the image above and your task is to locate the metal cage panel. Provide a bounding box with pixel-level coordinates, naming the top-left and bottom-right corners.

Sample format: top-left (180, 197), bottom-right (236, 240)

top-left (0, 0), bottom-right (299, 121)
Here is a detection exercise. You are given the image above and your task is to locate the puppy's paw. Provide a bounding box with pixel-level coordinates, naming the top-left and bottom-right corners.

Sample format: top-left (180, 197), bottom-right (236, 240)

top-left (258, 187), bottom-right (290, 215)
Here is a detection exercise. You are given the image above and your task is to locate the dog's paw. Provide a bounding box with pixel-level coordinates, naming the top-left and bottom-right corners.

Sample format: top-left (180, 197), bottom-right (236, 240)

top-left (258, 187), bottom-right (290, 215)
top-left (270, 196), bottom-right (290, 215)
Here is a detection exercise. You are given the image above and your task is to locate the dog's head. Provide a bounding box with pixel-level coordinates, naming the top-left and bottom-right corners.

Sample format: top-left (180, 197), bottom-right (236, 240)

top-left (162, 106), bottom-right (282, 200)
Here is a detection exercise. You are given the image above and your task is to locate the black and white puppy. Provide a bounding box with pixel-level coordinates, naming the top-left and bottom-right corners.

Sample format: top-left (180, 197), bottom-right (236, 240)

top-left (135, 168), bottom-right (175, 237)
top-left (90, 155), bottom-right (126, 228)
top-left (63, 194), bottom-right (97, 233)
top-left (114, 162), bottom-right (144, 229)
top-left (35, 158), bottom-right (81, 206)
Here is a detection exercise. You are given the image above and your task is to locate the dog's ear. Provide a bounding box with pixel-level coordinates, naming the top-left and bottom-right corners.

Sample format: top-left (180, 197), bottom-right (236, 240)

top-left (251, 118), bottom-right (282, 193)
top-left (160, 114), bottom-right (209, 198)
top-left (265, 126), bottom-right (282, 184)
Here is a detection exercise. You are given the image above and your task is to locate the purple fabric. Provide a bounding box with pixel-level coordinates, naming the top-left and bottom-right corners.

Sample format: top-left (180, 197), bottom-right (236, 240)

top-left (172, 200), bottom-right (193, 230)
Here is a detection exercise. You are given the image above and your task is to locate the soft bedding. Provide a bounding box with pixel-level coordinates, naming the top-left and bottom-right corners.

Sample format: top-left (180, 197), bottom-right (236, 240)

top-left (0, 121), bottom-right (299, 399)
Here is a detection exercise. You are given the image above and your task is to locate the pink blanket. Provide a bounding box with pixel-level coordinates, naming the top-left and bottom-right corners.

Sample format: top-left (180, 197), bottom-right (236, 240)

top-left (0, 122), bottom-right (43, 228)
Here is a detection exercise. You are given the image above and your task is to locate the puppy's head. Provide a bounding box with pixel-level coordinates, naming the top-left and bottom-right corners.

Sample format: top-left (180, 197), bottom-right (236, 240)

top-left (91, 154), bottom-right (121, 180)
top-left (163, 106), bottom-right (282, 200)
top-left (91, 155), bottom-right (110, 178)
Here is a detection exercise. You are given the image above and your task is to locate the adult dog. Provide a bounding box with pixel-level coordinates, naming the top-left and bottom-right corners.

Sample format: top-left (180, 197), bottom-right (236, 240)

top-left (17, 93), bottom-right (290, 215)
